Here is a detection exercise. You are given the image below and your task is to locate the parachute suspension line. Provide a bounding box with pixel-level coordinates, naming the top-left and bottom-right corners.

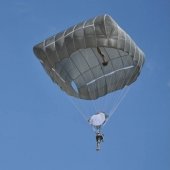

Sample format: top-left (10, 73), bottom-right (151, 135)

top-left (107, 87), bottom-right (130, 123)
top-left (105, 82), bottom-right (129, 123)
top-left (66, 95), bottom-right (88, 122)
top-left (108, 90), bottom-right (125, 115)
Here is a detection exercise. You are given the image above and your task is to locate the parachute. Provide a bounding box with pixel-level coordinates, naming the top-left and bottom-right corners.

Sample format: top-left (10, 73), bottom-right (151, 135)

top-left (33, 14), bottom-right (145, 132)
top-left (89, 112), bottom-right (108, 128)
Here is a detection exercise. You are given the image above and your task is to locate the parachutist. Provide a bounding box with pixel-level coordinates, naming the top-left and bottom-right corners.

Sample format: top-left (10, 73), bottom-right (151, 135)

top-left (96, 132), bottom-right (104, 151)
top-left (88, 112), bottom-right (107, 150)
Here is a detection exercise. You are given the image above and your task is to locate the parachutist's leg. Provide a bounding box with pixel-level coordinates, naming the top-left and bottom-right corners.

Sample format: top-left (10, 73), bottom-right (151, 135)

top-left (96, 142), bottom-right (100, 151)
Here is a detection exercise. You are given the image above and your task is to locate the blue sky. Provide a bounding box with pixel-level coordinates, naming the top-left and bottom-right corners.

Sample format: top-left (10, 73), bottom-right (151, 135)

top-left (0, 0), bottom-right (170, 170)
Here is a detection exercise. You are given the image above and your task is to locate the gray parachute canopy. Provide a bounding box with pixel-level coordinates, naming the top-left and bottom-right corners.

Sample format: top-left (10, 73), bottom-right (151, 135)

top-left (33, 14), bottom-right (145, 100)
